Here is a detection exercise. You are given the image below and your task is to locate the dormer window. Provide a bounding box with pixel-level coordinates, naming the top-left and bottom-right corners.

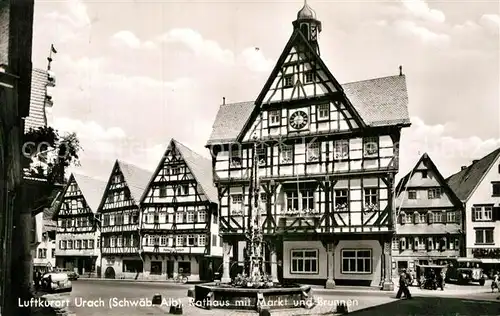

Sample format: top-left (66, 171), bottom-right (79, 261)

top-left (317, 104), bottom-right (329, 120)
top-left (428, 188), bottom-right (441, 199)
top-left (283, 75), bottom-right (294, 88)
top-left (269, 110), bottom-right (280, 126)
top-left (304, 71), bottom-right (314, 83)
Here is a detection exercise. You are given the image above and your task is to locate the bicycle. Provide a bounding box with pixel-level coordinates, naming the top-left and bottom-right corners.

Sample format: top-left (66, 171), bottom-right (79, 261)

top-left (174, 274), bottom-right (188, 284)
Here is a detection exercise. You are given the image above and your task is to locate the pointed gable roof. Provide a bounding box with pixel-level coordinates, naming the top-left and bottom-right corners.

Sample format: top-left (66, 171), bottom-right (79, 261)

top-left (206, 75), bottom-right (410, 145)
top-left (141, 139), bottom-right (217, 204)
top-left (116, 160), bottom-right (152, 204)
top-left (446, 148), bottom-right (500, 201)
top-left (396, 153), bottom-right (462, 207)
top-left (72, 173), bottom-right (107, 212)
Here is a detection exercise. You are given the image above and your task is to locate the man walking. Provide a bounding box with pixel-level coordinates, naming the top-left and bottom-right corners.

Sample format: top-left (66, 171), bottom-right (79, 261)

top-left (396, 269), bottom-right (412, 299)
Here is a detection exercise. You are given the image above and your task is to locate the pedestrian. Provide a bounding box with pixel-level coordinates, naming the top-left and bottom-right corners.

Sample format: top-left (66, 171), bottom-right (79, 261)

top-left (396, 269), bottom-right (412, 299)
top-left (436, 270), bottom-right (444, 290)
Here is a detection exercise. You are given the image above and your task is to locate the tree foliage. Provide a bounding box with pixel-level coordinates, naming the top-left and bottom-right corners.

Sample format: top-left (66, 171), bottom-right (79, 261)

top-left (23, 127), bottom-right (82, 184)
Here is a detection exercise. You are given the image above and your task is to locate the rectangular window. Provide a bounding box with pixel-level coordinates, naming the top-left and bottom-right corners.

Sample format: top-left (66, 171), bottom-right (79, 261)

top-left (304, 71), bottom-right (314, 83)
top-left (364, 188), bottom-right (378, 209)
top-left (317, 104), bottom-right (329, 120)
top-left (422, 171), bottom-right (428, 178)
top-left (231, 195), bottom-right (243, 211)
top-left (286, 191), bottom-right (300, 210)
top-left (363, 137), bottom-right (378, 158)
top-left (198, 235), bottom-right (206, 247)
top-left (182, 184), bottom-right (189, 195)
top-left (433, 212), bottom-right (443, 223)
top-left (67, 240), bottom-right (73, 249)
top-left (160, 236), bottom-right (167, 246)
top-left (447, 211), bottom-right (456, 223)
top-left (405, 213), bottom-right (413, 224)
top-left (280, 145), bottom-right (293, 164)
top-left (269, 110), bottom-right (280, 126)
top-left (159, 186), bottom-right (167, 198)
top-left (187, 235), bottom-right (196, 246)
top-left (334, 189), bottom-right (349, 211)
top-left (333, 140), bottom-right (349, 160)
top-left (493, 183), bottom-right (500, 196)
top-left (428, 188), bottom-right (441, 199)
top-left (171, 167), bottom-right (180, 175)
top-left (186, 212), bottom-right (195, 223)
top-left (290, 249), bottom-right (318, 274)
top-left (198, 211), bottom-right (206, 223)
top-left (230, 150), bottom-right (242, 168)
top-left (306, 142), bottom-right (320, 162)
top-left (60, 240), bottom-right (66, 250)
top-left (260, 193), bottom-right (267, 203)
top-left (82, 240), bottom-right (87, 249)
top-left (473, 206), bottom-right (493, 221)
top-left (301, 190), bottom-right (314, 210)
top-left (88, 240), bottom-right (94, 249)
top-left (176, 212), bottom-right (184, 223)
top-left (212, 234), bottom-right (217, 247)
top-left (419, 213), bottom-right (426, 223)
top-left (475, 228), bottom-right (494, 244)
top-left (256, 147), bottom-right (267, 166)
top-left (283, 75), bottom-right (293, 87)
top-left (75, 240), bottom-right (81, 249)
top-left (176, 235), bottom-right (184, 246)
top-left (341, 249), bottom-right (372, 274)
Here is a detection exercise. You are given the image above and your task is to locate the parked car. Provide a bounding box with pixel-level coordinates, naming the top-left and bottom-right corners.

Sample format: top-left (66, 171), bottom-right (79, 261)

top-left (55, 268), bottom-right (79, 281)
top-left (41, 272), bottom-right (72, 293)
top-left (446, 258), bottom-right (486, 285)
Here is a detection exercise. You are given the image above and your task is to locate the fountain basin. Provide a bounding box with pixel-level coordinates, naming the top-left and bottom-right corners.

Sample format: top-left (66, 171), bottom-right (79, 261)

top-left (192, 283), bottom-right (315, 311)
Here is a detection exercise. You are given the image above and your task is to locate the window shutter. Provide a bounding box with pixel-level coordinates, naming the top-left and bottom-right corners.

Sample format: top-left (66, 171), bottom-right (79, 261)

top-left (427, 212), bottom-right (433, 224)
top-left (413, 237), bottom-right (419, 251)
top-left (399, 238), bottom-right (403, 251)
top-left (413, 212), bottom-right (419, 224)
top-left (456, 211), bottom-right (462, 224)
top-left (493, 207), bottom-right (500, 221)
top-left (442, 211), bottom-right (447, 223)
top-left (183, 237), bottom-right (187, 247)
top-left (472, 208), bottom-right (476, 222)
top-left (194, 213), bottom-right (198, 223)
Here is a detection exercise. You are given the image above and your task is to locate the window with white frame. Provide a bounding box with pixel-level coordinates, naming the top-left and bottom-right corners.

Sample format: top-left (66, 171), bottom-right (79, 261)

top-left (60, 240), bottom-right (66, 249)
top-left (428, 188), bottom-right (441, 199)
top-left (117, 237), bottom-right (122, 247)
top-left (280, 146), bottom-right (293, 164)
top-left (82, 240), bottom-right (87, 249)
top-left (88, 240), bottom-right (94, 248)
top-left (198, 235), bottom-right (206, 247)
top-left (475, 228), bottom-right (494, 244)
top-left (198, 211), bottom-right (206, 223)
top-left (447, 211), bottom-right (456, 223)
top-left (160, 236), bottom-right (167, 246)
top-left (433, 212), bottom-right (443, 223)
top-left (306, 142), bottom-right (319, 162)
top-left (405, 213), bottom-right (413, 224)
top-left (269, 110), bottom-right (280, 126)
top-left (301, 190), bottom-right (314, 210)
top-left (186, 212), bottom-right (195, 223)
top-left (231, 194), bottom-right (243, 211)
top-left (230, 150), bottom-right (242, 168)
top-left (341, 249), bottom-right (372, 274)
top-left (317, 104), bottom-right (329, 120)
top-left (363, 137), bottom-right (378, 158)
top-left (67, 240), bottom-right (73, 249)
top-left (260, 193), bottom-right (267, 203)
top-left (333, 140), bottom-right (349, 160)
top-left (291, 249), bottom-right (318, 274)
top-left (304, 71), bottom-right (314, 83)
top-left (286, 191), bottom-right (300, 210)
top-left (334, 189), bottom-right (349, 211)
top-left (283, 75), bottom-right (293, 87)
top-left (473, 206), bottom-right (493, 221)
top-left (392, 238), bottom-right (399, 250)
top-left (176, 212), bottom-right (184, 223)
top-left (419, 213), bottom-right (426, 223)
top-left (364, 188), bottom-right (378, 210)
top-left (187, 235), bottom-right (196, 246)
top-left (110, 237), bottom-right (116, 247)
top-left (256, 147), bottom-right (267, 166)
top-left (75, 240), bottom-right (81, 249)
top-left (176, 235), bottom-right (184, 246)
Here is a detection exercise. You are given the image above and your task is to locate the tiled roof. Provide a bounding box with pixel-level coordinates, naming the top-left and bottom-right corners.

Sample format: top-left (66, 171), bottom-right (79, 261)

top-left (24, 68), bottom-right (48, 133)
top-left (72, 173), bottom-right (107, 213)
top-left (446, 148), bottom-right (500, 201)
top-left (117, 160), bottom-right (152, 204)
top-left (173, 139), bottom-right (218, 203)
top-left (206, 75), bottom-right (410, 144)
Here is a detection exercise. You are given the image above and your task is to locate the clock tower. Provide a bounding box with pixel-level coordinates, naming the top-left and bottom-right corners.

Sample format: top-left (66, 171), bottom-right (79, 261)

top-left (293, 0), bottom-right (322, 55)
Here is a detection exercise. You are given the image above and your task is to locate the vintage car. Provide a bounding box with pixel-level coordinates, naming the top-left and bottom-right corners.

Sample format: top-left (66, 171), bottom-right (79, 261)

top-left (445, 258), bottom-right (486, 285)
top-left (55, 268), bottom-right (79, 281)
top-left (416, 264), bottom-right (447, 290)
top-left (41, 272), bottom-right (72, 293)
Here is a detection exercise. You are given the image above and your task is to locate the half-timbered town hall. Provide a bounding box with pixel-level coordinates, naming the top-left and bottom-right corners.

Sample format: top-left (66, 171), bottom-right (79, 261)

top-left (206, 2), bottom-right (410, 289)
top-left (54, 173), bottom-right (107, 275)
top-left (140, 139), bottom-right (221, 281)
top-left (97, 160), bottom-right (151, 279)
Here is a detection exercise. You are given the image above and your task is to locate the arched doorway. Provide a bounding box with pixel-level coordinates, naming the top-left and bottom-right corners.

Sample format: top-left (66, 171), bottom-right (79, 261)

top-left (104, 267), bottom-right (116, 279)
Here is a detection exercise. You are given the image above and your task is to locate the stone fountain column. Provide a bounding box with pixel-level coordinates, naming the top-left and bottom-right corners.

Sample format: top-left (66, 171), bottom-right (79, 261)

top-left (381, 240), bottom-right (394, 291)
top-left (325, 242), bottom-right (337, 289)
top-left (221, 242), bottom-right (232, 283)
top-left (270, 249), bottom-right (279, 283)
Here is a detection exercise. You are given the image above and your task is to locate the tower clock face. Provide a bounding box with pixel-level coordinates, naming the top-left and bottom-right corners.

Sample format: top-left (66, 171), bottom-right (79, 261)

top-left (289, 111), bottom-right (309, 130)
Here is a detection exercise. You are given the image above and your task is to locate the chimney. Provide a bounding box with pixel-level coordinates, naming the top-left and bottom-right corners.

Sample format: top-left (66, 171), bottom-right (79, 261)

top-left (461, 166), bottom-right (467, 170)
top-left (222, 97), bottom-right (225, 105)
top-left (399, 65), bottom-right (403, 76)
top-left (472, 160), bottom-right (479, 164)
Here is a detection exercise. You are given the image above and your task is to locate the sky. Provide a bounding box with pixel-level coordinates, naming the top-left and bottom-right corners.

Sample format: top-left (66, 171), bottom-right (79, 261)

top-left (31, 0), bottom-right (499, 182)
